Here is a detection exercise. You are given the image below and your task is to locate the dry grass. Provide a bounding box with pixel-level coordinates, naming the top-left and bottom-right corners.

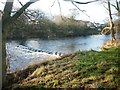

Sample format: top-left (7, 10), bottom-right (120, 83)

top-left (5, 47), bottom-right (120, 89)
top-left (101, 38), bottom-right (120, 50)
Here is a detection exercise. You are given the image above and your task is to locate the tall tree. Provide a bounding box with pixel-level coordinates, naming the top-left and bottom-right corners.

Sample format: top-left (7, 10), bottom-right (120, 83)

top-left (108, 0), bottom-right (116, 42)
top-left (2, 0), bottom-right (39, 88)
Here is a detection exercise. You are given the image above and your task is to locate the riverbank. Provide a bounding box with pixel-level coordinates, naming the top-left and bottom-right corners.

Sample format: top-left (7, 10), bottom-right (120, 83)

top-left (5, 44), bottom-right (120, 89)
top-left (101, 38), bottom-right (120, 50)
top-left (7, 14), bottom-right (99, 40)
top-left (6, 34), bottom-right (111, 72)
top-left (6, 31), bottom-right (99, 40)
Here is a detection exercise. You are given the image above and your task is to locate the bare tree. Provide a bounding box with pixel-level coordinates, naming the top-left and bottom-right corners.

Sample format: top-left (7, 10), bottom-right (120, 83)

top-left (108, 0), bottom-right (116, 42)
top-left (102, 0), bottom-right (118, 41)
top-left (111, 0), bottom-right (120, 14)
top-left (2, 0), bottom-right (117, 88)
top-left (2, 0), bottom-right (39, 88)
top-left (65, 0), bottom-right (120, 42)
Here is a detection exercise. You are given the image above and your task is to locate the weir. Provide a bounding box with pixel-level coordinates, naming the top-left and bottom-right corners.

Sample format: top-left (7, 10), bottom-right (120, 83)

top-left (6, 43), bottom-right (61, 73)
top-left (16, 45), bottom-right (63, 56)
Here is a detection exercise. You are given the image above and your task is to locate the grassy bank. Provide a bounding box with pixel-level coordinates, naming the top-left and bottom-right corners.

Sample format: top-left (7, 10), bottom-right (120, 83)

top-left (101, 39), bottom-right (120, 50)
top-left (5, 45), bottom-right (120, 89)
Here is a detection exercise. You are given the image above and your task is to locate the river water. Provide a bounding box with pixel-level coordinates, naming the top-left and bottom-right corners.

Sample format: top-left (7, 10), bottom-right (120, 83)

top-left (6, 34), bottom-right (111, 73)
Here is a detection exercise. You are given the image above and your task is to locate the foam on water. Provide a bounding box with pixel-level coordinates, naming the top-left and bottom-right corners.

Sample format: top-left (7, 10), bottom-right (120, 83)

top-left (6, 43), bottom-right (61, 73)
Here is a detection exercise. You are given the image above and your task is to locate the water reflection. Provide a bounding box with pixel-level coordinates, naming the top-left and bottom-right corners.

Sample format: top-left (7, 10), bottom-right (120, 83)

top-left (16, 34), bottom-right (111, 54)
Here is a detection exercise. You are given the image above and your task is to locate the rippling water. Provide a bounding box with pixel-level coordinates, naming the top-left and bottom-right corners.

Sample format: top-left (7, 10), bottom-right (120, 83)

top-left (6, 34), bottom-right (111, 72)
top-left (18, 34), bottom-right (111, 53)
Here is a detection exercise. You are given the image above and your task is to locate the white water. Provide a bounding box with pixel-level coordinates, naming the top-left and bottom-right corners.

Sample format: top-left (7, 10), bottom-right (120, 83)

top-left (6, 34), bottom-right (111, 73)
top-left (6, 42), bottom-right (60, 73)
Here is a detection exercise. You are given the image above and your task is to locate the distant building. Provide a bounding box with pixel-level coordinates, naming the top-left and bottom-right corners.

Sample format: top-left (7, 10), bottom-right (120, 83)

top-left (54, 15), bottom-right (93, 28)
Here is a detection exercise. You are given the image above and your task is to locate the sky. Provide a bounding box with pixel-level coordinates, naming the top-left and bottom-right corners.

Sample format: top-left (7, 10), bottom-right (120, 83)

top-left (0, 0), bottom-right (116, 23)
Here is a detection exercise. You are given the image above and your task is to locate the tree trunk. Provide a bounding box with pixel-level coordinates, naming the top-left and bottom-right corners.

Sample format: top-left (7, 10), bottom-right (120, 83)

top-left (2, 0), bottom-right (39, 88)
top-left (108, 0), bottom-right (116, 42)
top-left (2, 1), bottom-right (37, 29)
top-left (2, 0), bottom-right (14, 88)
top-left (2, 31), bottom-right (7, 88)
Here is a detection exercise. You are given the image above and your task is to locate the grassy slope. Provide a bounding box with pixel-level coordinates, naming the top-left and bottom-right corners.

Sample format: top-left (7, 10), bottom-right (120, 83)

top-left (5, 37), bottom-right (120, 89)
top-left (5, 46), bottom-right (120, 89)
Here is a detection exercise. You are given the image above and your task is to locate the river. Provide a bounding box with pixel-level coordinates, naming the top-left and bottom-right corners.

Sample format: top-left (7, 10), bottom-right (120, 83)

top-left (6, 34), bottom-right (111, 73)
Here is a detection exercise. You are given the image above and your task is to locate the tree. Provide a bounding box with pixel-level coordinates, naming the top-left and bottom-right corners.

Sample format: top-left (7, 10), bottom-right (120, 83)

top-left (101, 0), bottom-right (120, 41)
top-left (1, 0), bottom-right (113, 88)
top-left (110, 0), bottom-right (120, 15)
top-left (2, 0), bottom-right (39, 88)
top-left (107, 0), bottom-right (120, 41)
top-left (108, 0), bottom-right (116, 42)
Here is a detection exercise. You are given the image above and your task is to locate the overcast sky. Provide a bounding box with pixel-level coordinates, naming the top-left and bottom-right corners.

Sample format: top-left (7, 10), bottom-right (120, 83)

top-left (0, 0), bottom-right (117, 23)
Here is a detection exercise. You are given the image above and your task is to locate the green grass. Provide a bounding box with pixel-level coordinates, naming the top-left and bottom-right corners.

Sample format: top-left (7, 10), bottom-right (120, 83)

top-left (5, 47), bottom-right (120, 89)
top-left (77, 47), bottom-right (120, 88)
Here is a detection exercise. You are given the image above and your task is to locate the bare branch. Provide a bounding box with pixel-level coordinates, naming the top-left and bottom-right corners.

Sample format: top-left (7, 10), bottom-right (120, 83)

top-left (29, 0), bottom-right (39, 2)
top-left (57, 0), bottom-right (66, 21)
top-left (49, 0), bottom-right (57, 19)
top-left (57, 0), bottom-right (62, 16)
top-left (13, 0), bottom-right (39, 17)
top-left (111, 3), bottom-right (118, 10)
top-left (71, 1), bottom-right (90, 18)
top-left (3, 0), bottom-right (39, 29)
top-left (116, 0), bottom-right (120, 12)
top-left (17, 0), bottom-right (42, 21)
top-left (64, 0), bottom-right (100, 4)
top-left (49, 0), bottom-right (56, 18)
top-left (17, 0), bottom-right (32, 20)
top-left (103, 0), bottom-right (120, 12)
top-left (103, 4), bottom-right (109, 11)
top-left (49, 8), bottom-right (54, 19)
top-left (17, 0), bottom-right (23, 6)
top-left (51, 0), bottom-right (56, 7)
